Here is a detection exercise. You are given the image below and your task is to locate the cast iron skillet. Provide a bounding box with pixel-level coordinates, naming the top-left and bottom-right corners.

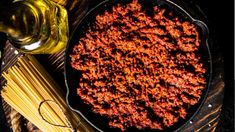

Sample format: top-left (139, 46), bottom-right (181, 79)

top-left (64, 0), bottom-right (212, 131)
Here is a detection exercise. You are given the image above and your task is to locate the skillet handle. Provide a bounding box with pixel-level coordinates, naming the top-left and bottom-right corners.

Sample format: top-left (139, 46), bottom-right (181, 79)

top-left (75, 117), bottom-right (97, 132)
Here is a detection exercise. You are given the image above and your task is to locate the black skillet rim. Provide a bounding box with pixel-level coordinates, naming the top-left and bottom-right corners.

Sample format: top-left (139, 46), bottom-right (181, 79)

top-left (64, 0), bottom-right (212, 131)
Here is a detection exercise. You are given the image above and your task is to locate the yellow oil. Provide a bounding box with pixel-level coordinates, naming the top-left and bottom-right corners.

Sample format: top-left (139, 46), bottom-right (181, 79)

top-left (7, 0), bottom-right (69, 54)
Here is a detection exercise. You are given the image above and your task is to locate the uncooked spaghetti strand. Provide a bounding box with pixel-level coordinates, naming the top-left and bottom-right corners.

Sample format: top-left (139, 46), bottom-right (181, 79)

top-left (2, 70), bottom-right (62, 131)
top-left (1, 85), bottom-right (53, 131)
top-left (1, 55), bottom-right (81, 132)
top-left (19, 57), bottom-right (72, 128)
top-left (20, 57), bottom-right (66, 108)
top-left (17, 59), bottom-right (68, 127)
top-left (11, 65), bottom-right (60, 125)
top-left (25, 56), bottom-right (80, 126)
top-left (26, 57), bottom-right (67, 105)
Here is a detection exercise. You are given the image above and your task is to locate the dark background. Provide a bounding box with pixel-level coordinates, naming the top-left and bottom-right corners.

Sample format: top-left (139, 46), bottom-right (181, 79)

top-left (0, 0), bottom-right (234, 131)
top-left (193, 0), bottom-right (234, 131)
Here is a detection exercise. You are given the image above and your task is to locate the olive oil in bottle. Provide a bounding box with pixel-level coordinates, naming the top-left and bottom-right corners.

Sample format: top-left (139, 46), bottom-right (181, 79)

top-left (0, 0), bottom-right (69, 54)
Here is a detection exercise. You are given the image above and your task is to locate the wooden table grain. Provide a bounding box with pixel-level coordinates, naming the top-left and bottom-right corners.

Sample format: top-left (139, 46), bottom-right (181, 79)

top-left (0, 0), bottom-right (224, 131)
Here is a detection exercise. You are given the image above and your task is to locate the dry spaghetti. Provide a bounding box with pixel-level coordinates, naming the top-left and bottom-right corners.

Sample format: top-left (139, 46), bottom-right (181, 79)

top-left (1, 55), bottom-right (91, 132)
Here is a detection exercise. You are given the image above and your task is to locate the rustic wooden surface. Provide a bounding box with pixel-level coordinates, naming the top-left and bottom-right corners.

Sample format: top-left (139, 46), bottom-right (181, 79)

top-left (0, 0), bottom-right (224, 131)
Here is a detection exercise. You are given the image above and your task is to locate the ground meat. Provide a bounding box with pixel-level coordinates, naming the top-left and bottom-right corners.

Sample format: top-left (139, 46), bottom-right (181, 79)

top-left (70, 0), bottom-right (206, 131)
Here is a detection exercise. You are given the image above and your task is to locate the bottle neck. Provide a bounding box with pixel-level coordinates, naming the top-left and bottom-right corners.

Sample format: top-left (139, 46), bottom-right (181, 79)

top-left (0, 3), bottom-right (39, 44)
top-left (0, 7), bottom-right (20, 38)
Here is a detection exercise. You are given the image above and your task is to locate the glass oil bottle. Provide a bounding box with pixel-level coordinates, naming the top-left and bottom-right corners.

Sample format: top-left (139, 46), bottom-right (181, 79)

top-left (0, 0), bottom-right (69, 54)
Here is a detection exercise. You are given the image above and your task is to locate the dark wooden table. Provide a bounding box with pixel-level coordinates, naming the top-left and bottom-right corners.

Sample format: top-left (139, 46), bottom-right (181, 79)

top-left (0, 0), bottom-right (225, 131)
